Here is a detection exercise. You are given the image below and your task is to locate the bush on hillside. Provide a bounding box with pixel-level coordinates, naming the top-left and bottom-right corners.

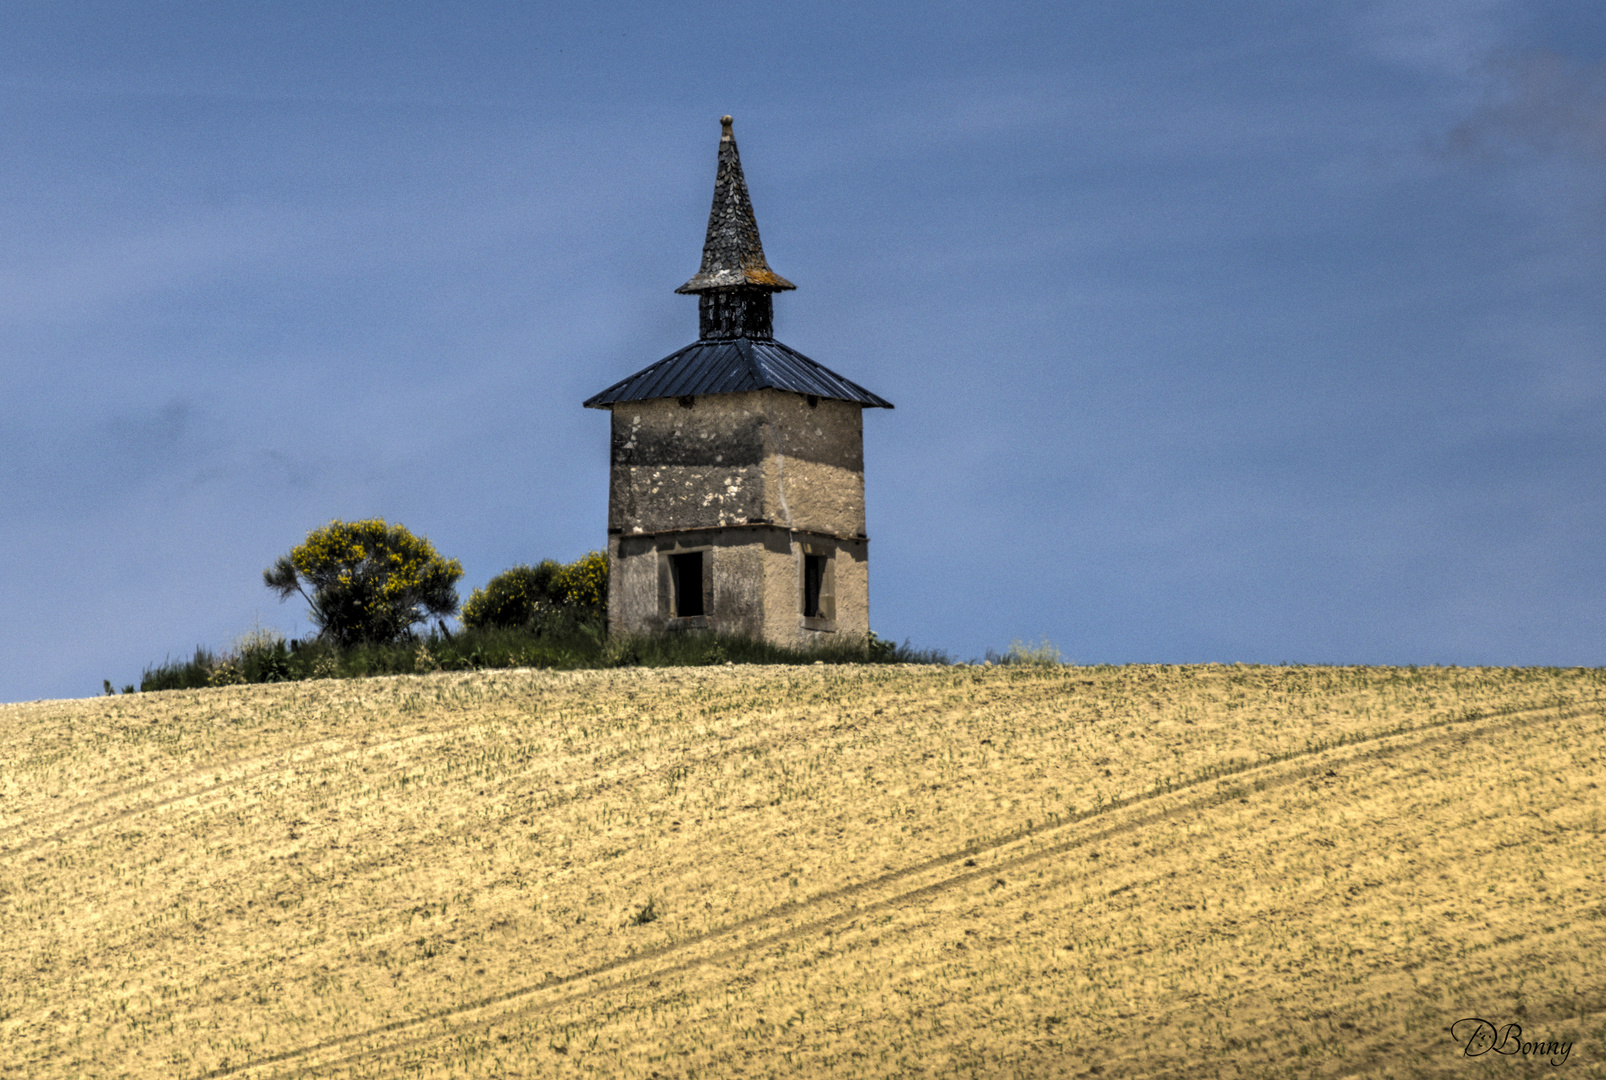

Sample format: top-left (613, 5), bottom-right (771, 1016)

top-left (138, 624), bottom-right (296, 692)
top-left (462, 551), bottom-right (608, 632)
top-left (554, 550), bottom-right (608, 615)
top-left (985, 637), bottom-right (1066, 666)
top-left (263, 519), bottom-right (463, 647)
top-left (136, 622), bottom-right (948, 690)
top-left (460, 561), bottom-right (561, 628)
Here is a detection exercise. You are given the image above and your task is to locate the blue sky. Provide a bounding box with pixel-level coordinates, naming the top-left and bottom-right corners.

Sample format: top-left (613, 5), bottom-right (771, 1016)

top-left (3, 1), bottom-right (1604, 701)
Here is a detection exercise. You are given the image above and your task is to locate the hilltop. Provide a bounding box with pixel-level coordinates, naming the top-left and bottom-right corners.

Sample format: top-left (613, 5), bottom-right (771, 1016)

top-left (3, 664), bottom-right (1603, 1078)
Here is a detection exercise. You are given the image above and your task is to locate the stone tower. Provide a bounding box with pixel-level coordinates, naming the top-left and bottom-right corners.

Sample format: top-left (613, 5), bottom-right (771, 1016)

top-left (584, 116), bottom-right (892, 646)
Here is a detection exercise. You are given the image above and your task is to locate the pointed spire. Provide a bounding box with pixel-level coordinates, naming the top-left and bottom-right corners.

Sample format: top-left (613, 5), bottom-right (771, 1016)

top-left (676, 116), bottom-right (796, 295)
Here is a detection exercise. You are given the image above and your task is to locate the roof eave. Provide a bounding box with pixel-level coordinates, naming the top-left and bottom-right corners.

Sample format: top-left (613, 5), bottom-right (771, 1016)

top-left (674, 270), bottom-right (797, 294)
top-left (582, 337), bottom-right (893, 410)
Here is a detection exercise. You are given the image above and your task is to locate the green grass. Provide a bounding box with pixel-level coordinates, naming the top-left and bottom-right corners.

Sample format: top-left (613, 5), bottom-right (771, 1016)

top-left (136, 624), bottom-right (948, 691)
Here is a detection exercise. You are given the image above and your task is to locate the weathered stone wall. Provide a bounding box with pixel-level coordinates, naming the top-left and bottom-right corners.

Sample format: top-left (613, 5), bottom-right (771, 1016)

top-left (609, 395), bottom-right (766, 535)
top-left (758, 392), bottom-right (865, 539)
top-left (609, 526), bottom-right (868, 646)
top-left (608, 390), bottom-right (865, 539)
top-left (758, 532), bottom-right (868, 644)
top-left (606, 388), bottom-right (870, 646)
top-left (607, 531), bottom-right (660, 638)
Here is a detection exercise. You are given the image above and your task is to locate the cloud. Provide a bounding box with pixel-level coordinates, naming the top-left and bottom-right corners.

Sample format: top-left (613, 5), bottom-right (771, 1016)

top-left (108, 398), bottom-right (192, 450)
top-left (1353, 0), bottom-right (1520, 77)
top-left (1447, 50), bottom-right (1606, 160)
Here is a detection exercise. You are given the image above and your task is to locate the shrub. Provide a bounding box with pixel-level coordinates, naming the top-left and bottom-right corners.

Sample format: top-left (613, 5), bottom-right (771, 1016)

top-left (462, 552), bottom-right (608, 631)
top-left (208, 661), bottom-right (247, 687)
top-left (138, 624), bottom-right (297, 691)
top-left (460, 561), bottom-right (562, 629)
top-left (263, 519), bottom-right (463, 647)
top-left (866, 629), bottom-right (897, 662)
top-left (553, 550), bottom-right (608, 616)
top-left (140, 647), bottom-right (217, 692)
top-left (986, 637), bottom-right (1066, 667)
top-left (233, 625), bottom-right (292, 683)
top-left (135, 610), bottom-right (944, 692)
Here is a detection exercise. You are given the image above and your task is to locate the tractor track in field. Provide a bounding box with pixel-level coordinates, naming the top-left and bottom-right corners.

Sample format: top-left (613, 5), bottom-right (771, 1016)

top-left (194, 697), bottom-right (1599, 1079)
top-left (6, 688), bottom-right (1017, 968)
top-left (0, 722), bottom-right (509, 859)
top-left (2, 730), bottom-right (427, 850)
top-left (0, 678), bottom-right (586, 845)
top-left (0, 667), bottom-right (1190, 857)
top-left (0, 672), bottom-right (679, 847)
top-left (0, 674), bottom-right (977, 862)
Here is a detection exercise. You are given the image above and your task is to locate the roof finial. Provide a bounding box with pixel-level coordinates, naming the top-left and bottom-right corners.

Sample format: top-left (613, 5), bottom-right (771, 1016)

top-left (676, 115), bottom-right (796, 295)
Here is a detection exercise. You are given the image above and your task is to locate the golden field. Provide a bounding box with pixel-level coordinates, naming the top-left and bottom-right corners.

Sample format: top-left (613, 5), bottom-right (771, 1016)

top-left (2, 663), bottom-right (1603, 1079)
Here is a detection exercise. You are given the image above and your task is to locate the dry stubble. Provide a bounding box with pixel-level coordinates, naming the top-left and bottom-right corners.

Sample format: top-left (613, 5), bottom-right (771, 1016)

top-left (2, 663), bottom-right (1603, 1078)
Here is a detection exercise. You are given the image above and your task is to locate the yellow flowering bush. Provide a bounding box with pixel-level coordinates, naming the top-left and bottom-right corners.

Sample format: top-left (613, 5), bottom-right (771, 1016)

top-left (460, 561), bottom-right (559, 628)
top-left (263, 519), bottom-right (463, 647)
top-left (554, 550), bottom-right (608, 612)
top-left (462, 551), bottom-right (608, 630)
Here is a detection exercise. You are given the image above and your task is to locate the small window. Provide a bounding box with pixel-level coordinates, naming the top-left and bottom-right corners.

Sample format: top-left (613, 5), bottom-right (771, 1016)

top-left (669, 552), bottom-right (704, 618)
top-left (800, 546), bottom-right (835, 629)
top-left (802, 554), bottom-right (826, 618)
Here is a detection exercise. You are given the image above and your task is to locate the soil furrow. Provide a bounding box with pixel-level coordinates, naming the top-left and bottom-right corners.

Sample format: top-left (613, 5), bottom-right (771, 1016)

top-left (200, 697), bottom-right (1596, 1078)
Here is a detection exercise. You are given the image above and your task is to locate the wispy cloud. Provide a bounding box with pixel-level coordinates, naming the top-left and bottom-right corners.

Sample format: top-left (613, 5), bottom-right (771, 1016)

top-left (1448, 50), bottom-right (1606, 160)
top-left (1353, 0), bottom-right (1521, 77)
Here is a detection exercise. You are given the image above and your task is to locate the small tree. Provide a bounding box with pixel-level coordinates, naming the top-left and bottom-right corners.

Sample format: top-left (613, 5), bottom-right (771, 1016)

top-left (264, 519), bottom-right (463, 647)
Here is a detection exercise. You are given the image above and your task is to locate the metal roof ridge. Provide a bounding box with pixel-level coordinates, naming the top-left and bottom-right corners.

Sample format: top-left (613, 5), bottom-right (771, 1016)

top-left (581, 334), bottom-right (893, 409)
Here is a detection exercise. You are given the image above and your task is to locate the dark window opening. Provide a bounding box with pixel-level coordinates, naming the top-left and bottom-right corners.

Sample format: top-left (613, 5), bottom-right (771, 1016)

top-left (802, 554), bottom-right (826, 619)
top-left (670, 552), bottom-right (704, 617)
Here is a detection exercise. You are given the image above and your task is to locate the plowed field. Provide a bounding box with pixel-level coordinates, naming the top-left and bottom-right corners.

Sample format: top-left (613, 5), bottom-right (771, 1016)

top-left (3, 663), bottom-right (1603, 1078)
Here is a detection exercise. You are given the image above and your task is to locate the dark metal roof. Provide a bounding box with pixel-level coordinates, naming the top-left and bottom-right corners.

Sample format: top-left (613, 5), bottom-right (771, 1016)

top-left (583, 337), bottom-right (893, 409)
top-left (676, 117), bottom-right (795, 295)
top-left (584, 117), bottom-right (891, 412)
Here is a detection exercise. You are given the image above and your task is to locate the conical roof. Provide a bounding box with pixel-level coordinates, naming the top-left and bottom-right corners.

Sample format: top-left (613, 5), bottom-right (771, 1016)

top-left (676, 116), bottom-right (796, 294)
top-left (584, 118), bottom-right (890, 411)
